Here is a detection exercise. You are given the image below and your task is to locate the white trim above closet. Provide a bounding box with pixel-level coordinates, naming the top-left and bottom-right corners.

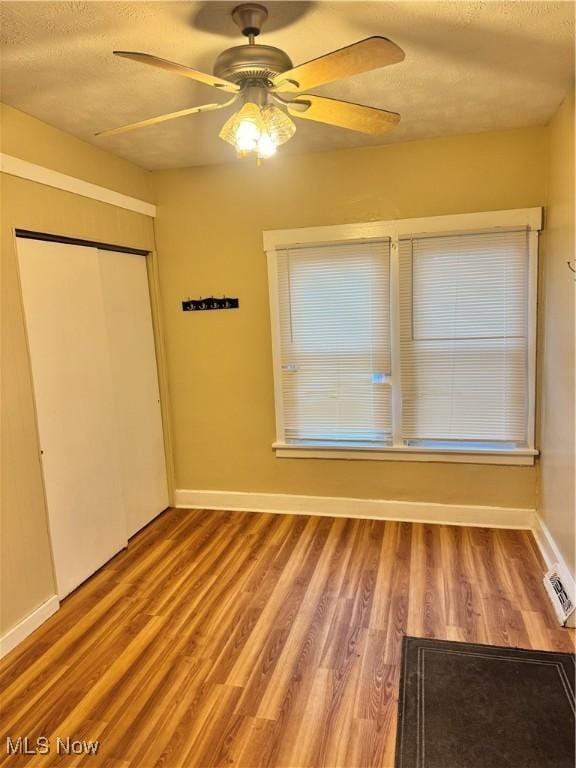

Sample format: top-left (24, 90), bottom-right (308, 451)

top-left (0, 153), bottom-right (156, 217)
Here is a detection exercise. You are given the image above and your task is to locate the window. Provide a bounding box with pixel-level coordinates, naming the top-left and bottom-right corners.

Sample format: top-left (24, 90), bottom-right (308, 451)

top-left (399, 231), bottom-right (530, 446)
top-left (277, 240), bottom-right (391, 446)
top-left (265, 209), bottom-right (540, 465)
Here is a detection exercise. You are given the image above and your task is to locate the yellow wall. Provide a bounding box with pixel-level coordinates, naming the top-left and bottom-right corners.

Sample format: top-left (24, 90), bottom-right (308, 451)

top-left (152, 126), bottom-right (547, 509)
top-left (1, 105), bottom-right (155, 635)
top-left (540, 92), bottom-right (575, 573)
top-left (2, 101), bottom-right (566, 640)
top-left (1, 104), bottom-right (154, 202)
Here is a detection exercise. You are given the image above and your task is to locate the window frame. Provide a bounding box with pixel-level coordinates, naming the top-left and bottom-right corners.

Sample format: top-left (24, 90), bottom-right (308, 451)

top-left (264, 208), bottom-right (541, 466)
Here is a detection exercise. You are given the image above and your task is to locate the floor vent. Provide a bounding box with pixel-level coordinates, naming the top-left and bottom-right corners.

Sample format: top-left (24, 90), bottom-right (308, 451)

top-left (543, 562), bottom-right (576, 627)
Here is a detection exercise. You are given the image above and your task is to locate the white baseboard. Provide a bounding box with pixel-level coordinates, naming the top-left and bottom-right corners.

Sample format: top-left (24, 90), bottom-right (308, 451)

top-left (532, 514), bottom-right (571, 572)
top-left (175, 489), bottom-right (535, 529)
top-left (0, 595), bottom-right (59, 660)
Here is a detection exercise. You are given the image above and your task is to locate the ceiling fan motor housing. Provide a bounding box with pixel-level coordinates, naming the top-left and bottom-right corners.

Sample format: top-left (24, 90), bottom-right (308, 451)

top-left (213, 44), bottom-right (293, 85)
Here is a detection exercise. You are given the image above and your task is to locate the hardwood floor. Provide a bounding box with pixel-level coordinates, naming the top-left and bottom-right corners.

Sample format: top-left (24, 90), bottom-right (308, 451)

top-left (1, 509), bottom-right (574, 767)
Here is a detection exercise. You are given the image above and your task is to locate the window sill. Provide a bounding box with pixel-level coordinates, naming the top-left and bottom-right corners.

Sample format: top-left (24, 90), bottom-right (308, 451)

top-left (272, 443), bottom-right (538, 466)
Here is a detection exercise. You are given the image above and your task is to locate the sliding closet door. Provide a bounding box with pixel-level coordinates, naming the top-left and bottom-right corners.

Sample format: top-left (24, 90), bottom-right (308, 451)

top-left (98, 249), bottom-right (169, 536)
top-left (17, 239), bottom-right (127, 597)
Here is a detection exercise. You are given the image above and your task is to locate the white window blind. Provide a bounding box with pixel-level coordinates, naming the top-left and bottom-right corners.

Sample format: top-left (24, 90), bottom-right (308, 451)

top-left (399, 229), bottom-right (530, 444)
top-left (276, 240), bottom-right (391, 445)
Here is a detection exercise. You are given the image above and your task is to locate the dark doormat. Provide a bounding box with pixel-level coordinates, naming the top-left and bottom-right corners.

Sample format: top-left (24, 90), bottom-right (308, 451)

top-left (395, 636), bottom-right (575, 768)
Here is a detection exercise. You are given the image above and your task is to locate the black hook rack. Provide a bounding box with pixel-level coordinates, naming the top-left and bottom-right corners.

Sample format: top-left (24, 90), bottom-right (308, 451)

top-left (182, 296), bottom-right (239, 312)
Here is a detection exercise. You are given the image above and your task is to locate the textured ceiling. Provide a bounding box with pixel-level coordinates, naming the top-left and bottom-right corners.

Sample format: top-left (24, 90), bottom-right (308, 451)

top-left (0, 1), bottom-right (574, 170)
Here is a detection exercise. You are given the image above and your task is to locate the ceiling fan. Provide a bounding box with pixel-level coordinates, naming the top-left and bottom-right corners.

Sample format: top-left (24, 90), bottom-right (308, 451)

top-left (97, 3), bottom-right (405, 161)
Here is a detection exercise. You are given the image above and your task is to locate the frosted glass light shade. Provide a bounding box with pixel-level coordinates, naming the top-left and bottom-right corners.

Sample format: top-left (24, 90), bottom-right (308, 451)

top-left (219, 101), bottom-right (296, 160)
top-left (261, 105), bottom-right (296, 146)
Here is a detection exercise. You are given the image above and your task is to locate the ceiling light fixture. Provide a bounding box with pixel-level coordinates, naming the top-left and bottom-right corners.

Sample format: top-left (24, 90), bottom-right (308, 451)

top-left (97, 3), bottom-right (405, 163)
top-left (219, 97), bottom-right (296, 161)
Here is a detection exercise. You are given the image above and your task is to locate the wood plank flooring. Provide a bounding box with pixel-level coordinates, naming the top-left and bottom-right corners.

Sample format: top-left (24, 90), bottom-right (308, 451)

top-left (1, 509), bottom-right (574, 767)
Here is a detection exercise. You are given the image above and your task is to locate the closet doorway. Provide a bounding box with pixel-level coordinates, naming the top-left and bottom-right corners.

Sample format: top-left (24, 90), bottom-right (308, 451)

top-left (17, 233), bottom-right (169, 598)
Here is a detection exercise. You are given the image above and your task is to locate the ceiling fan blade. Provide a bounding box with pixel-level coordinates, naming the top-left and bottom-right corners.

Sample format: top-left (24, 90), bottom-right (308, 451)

top-left (286, 95), bottom-right (400, 135)
top-left (114, 51), bottom-right (240, 93)
top-left (273, 37), bottom-right (404, 92)
top-left (96, 99), bottom-right (237, 137)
